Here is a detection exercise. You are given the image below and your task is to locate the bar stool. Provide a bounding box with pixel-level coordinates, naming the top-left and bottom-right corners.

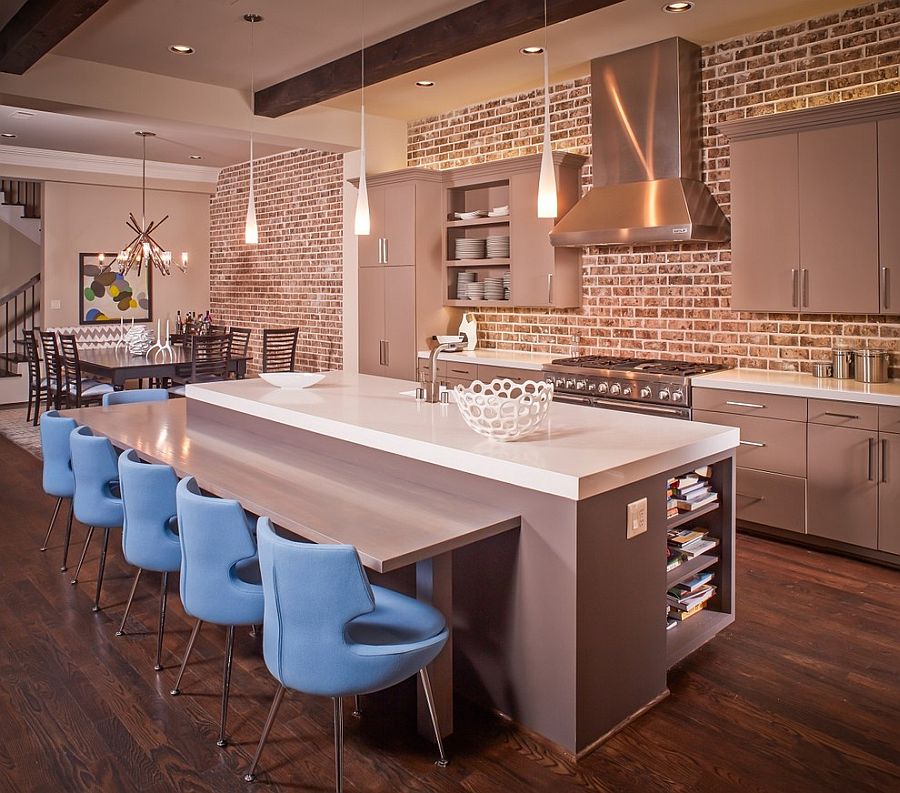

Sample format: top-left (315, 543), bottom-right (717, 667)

top-left (38, 410), bottom-right (77, 571)
top-left (69, 426), bottom-right (124, 612)
top-left (244, 517), bottom-right (449, 790)
top-left (172, 476), bottom-right (264, 748)
top-left (116, 449), bottom-right (181, 671)
top-left (102, 389), bottom-right (169, 407)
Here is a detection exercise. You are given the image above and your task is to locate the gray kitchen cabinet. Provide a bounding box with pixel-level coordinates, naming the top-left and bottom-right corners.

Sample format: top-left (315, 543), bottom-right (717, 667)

top-left (358, 181), bottom-right (416, 268)
top-left (879, 432), bottom-right (900, 554)
top-left (879, 116), bottom-right (900, 314)
top-left (358, 266), bottom-right (386, 376)
top-left (807, 423), bottom-right (879, 549)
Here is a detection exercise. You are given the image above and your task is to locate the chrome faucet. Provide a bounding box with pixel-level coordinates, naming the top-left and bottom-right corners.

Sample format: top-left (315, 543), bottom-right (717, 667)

top-left (417, 336), bottom-right (465, 403)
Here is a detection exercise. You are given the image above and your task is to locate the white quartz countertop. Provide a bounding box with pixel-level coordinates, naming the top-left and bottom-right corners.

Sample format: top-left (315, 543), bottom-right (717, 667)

top-left (693, 368), bottom-right (900, 407)
top-left (187, 371), bottom-right (738, 500)
top-left (416, 348), bottom-right (556, 370)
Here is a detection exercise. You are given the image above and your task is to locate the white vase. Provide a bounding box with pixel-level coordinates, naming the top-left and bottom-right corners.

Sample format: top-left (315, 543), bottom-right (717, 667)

top-left (459, 312), bottom-right (477, 351)
top-left (125, 325), bottom-right (153, 355)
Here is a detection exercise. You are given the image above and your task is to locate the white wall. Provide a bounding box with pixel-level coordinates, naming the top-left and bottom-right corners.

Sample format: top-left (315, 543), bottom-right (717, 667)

top-left (42, 181), bottom-right (210, 328)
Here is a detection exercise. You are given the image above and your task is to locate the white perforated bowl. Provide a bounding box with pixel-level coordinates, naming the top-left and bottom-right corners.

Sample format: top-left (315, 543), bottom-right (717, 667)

top-left (454, 378), bottom-right (554, 441)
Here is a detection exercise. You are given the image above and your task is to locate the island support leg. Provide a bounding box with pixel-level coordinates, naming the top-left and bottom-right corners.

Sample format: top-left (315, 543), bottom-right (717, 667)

top-left (416, 552), bottom-right (453, 740)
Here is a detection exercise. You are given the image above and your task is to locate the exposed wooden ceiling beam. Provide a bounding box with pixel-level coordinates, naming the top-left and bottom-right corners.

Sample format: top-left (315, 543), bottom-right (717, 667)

top-left (0, 0), bottom-right (109, 75)
top-left (255, 0), bottom-right (624, 118)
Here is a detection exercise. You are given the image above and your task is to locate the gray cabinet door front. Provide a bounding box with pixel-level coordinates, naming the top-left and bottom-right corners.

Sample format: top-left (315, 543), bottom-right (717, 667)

top-left (879, 117), bottom-right (900, 314)
top-left (808, 423), bottom-right (878, 549)
top-left (358, 266), bottom-right (386, 376)
top-left (878, 432), bottom-right (900, 555)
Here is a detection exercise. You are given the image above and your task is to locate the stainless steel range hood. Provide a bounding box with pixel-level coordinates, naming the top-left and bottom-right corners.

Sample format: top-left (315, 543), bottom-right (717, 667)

top-left (551, 37), bottom-right (730, 247)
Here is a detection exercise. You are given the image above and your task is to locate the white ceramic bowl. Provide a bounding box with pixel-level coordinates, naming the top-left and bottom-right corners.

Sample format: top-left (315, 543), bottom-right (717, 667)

top-left (454, 378), bottom-right (554, 441)
top-left (259, 372), bottom-right (326, 389)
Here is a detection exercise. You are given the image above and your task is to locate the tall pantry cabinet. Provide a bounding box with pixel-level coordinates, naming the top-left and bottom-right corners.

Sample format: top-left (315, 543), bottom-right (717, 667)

top-left (355, 169), bottom-right (460, 380)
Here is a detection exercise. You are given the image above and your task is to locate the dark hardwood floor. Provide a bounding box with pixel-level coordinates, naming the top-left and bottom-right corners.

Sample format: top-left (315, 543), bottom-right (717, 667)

top-left (1, 432), bottom-right (898, 792)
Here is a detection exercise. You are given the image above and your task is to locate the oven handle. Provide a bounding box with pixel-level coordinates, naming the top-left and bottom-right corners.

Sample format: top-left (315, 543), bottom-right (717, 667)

top-left (553, 392), bottom-right (690, 418)
top-left (552, 393), bottom-right (595, 407)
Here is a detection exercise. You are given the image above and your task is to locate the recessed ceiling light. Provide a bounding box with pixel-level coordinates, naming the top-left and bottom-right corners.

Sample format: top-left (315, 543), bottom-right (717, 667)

top-left (520, 46), bottom-right (544, 55)
top-left (1, 132), bottom-right (16, 138)
top-left (415, 80), bottom-right (435, 87)
top-left (189, 154), bottom-right (203, 160)
top-left (169, 44), bottom-right (195, 54)
top-left (663, 2), bottom-right (694, 12)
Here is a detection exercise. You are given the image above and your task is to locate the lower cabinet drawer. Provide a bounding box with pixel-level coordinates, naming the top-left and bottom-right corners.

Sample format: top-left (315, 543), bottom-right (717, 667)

top-left (693, 387), bottom-right (807, 421)
top-left (736, 468), bottom-right (807, 533)
top-left (443, 361), bottom-right (478, 381)
top-left (476, 364), bottom-right (534, 383)
top-left (808, 398), bottom-right (878, 431)
top-left (445, 376), bottom-right (474, 389)
top-left (694, 410), bottom-right (807, 477)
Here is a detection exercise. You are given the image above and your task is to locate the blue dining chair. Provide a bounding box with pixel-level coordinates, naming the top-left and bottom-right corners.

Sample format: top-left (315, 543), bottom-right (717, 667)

top-left (243, 517), bottom-right (450, 790)
top-left (172, 476), bottom-right (264, 748)
top-left (116, 449), bottom-right (181, 671)
top-left (102, 388), bottom-right (170, 407)
top-left (69, 425), bottom-right (124, 612)
top-left (38, 410), bottom-right (77, 571)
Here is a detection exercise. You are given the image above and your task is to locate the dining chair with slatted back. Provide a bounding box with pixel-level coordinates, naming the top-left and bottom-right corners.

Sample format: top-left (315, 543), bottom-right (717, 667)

top-left (168, 334), bottom-right (229, 397)
top-left (39, 330), bottom-right (63, 410)
top-left (262, 327), bottom-right (299, 373)
top-left (58, 333), bottom-right (114, 408)
top-left (227, 327), bottom-right (251, 378)
top-left (24, 329), bottom-right (47, 426)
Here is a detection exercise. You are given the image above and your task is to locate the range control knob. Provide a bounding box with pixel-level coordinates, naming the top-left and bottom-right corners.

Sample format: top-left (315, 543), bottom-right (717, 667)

top-left (565, 378), bottom-right (575, 389)
top-left (609, 383), bottom-right (621, 396)
top-left (587, 382), bottom-right (597, 392)
top-left (576, 379), bottom-right (587, 391)
top-left (622, 386), bottom-right (632, 397)
top-left (658, 389), bottom-right (670, 401)
top-left (671, 389), bottom-right (684, 402)
top-left (640, 386), bottom-right (652, 399)
top-left (597, 382), bottom-right (609, 394)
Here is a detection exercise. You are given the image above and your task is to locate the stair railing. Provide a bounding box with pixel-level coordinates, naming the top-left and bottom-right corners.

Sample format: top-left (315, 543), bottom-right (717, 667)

top-left (1, 273), bottom-right (41, 370)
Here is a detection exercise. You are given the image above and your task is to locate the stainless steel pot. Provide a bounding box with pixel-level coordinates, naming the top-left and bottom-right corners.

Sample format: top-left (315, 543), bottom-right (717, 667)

top-left (853, 349), bottom-right (890, 384)
top-left (812, 362), bottom-right (832, 378)
top-left (831, 347), bottom-right (854, 379)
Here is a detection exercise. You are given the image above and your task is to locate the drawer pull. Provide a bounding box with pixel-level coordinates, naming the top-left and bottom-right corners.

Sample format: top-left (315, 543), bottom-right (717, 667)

top-left (726, 400), bottom-right (766, 409)
top-left (737, 492), bottom-right (765, 504)
top-left (739, 440), bottom-right (767, 448)
top-left (868, 437), bottom-right (876, 482)
top-left (449, 368), bottom-right (470, 374)
top-left (824, 411), bottom-right (861, 420)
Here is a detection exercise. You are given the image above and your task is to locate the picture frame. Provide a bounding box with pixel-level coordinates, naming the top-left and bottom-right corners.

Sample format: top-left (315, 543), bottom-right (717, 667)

top-left (79, 252), bottom-right (152, 324)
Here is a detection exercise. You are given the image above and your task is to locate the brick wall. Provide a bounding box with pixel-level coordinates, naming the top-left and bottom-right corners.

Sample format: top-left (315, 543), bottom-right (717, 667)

top-left (408, 1), bottom-right (900, 371)
top-left (209, 148), bottom-right (343, 374)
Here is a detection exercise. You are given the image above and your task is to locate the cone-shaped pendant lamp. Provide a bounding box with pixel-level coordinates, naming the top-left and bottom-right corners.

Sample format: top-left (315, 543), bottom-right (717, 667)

top-left (244, 13), bottom-right (262, 244)
top-left (537, 0), bottom-right (558, 219)
top-left (354, 1), bottom-right (371, 236)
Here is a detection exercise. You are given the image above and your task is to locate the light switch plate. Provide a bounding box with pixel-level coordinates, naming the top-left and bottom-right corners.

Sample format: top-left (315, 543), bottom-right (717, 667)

top-left (50, 300), bottom-right (61, 310)
top-left (626, 497), bottom-right (648, 539)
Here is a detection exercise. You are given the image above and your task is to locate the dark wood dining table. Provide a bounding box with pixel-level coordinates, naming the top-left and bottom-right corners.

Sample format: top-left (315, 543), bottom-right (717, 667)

top-left (77, 346), bottom-right (250, 388)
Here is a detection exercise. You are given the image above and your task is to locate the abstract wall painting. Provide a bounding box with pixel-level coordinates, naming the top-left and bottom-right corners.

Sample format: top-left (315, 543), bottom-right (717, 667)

top-left (79, 252), bottom-right (152, 324)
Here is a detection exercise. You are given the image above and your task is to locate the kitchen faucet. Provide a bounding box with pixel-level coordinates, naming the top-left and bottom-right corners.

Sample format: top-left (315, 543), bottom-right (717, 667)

top-left (417, 336), bottom-right (465, 403)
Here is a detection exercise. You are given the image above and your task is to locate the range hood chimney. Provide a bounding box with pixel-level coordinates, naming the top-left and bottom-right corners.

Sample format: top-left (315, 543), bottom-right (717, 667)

top-left (551, 37), bottom-right (730, 247)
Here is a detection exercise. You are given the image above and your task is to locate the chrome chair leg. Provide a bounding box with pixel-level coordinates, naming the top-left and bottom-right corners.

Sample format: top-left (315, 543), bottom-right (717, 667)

top-left (70, 526), bottom-right (95, 584)
top-left (92, 527), bottom-right (111, 612)
top-left (419, 668), bottom-right (449, 767)
top-left (40, 497), bottom-right (63, 551)
top-left (333, 696), bottom-right (344, 793)
top-left (352, 695), bottom-right (362, 718)
top-left (60, 501), bottom-right (74, 572)
top-left (243, 684), bottom-right (286, 782)
top-left (170, 618), bottom-right (203, 695)
top-left (217, 625), bottom-right (236, 747)
top-left (155, 572), bottom-right (169, 671)
top-left (115, 568), bottom-right (143, 636)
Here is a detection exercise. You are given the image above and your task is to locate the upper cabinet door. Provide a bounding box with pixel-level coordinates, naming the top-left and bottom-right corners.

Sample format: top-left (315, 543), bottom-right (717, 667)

top-left (799, 122), bottom-right (879, 313)
top-left (382, 182), bottom-right (416, 267)
top-left (878, 117), bottom-right (900, 315)
top-left (730, 134), bottom-right (800, 312)
top-left (358, 184), bottom-right (386, 268)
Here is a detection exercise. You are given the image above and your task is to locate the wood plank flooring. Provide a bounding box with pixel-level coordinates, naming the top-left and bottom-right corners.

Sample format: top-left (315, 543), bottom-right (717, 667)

top-left (1, 433), bottom-right (898, 792)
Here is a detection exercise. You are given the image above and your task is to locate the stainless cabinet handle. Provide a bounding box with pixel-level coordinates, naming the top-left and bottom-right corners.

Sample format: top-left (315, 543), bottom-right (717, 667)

top-left (736, 492), bottom-right (765, 504)
top-left (740, 440), bottom-right (767, 448)
top-left (801, 268), bottom-right (809, 308)
top-left (547, 273), bottom-right (553, 304)
top-left (383, 237), bottom-right (389, 264)
top-left (882, 437), bottom-right (888, 483)
top-left (726, 400), bottom-right (766, 409)
top-left (383, 340), bottom-right (389, 367)
top-left (377, 238), bottom-right (383, 264)
top-left (449, 368), bottom-right (469, 374)
top-left (379, 340), bottom-right (387, 366)
top-left (868, 437), bottom-right (876, 482)
top-left (824, 411), bottom-right (860, 420)
top-left (792, 269), bottom-right (799, 308)
top-left (882, 267), bottom-right (891, 311)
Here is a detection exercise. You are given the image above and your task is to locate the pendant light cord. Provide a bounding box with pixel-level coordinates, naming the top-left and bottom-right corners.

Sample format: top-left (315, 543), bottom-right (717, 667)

top-left (141, 132), bottom-right (146, 228)
top-left (543, 0), bottom-right (550, 127)
top-left (249, 18), bottom-right (255, 190)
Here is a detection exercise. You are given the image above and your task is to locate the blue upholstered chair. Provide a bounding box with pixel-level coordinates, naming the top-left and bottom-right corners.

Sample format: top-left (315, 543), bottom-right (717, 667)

top-left (69, 425), bottom-right (124, 612)
top-left (116, 449), bottom-right (181, 671)
top-left (243, 517), bottom-right (450, 790)
top-left (38, 410), bottom-right (77, 571)
top-left (172, 476), bottom-right (264, 748)
top-left (102, 388), bottom-right (169, 407)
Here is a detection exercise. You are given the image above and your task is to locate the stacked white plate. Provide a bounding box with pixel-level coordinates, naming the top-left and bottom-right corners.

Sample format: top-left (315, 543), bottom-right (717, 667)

top-left (455, 238), bottom-right (487, 259)
top-left (486, 235), bottom-right (510, 259)
top-left (483, 276), bottom-right (505, 301)
top-left (456, 271), bottom-right (476, 299)
top-left (454, 209), bottom-right (488, 220)
top-left (465, 281), bottom-right (485, 300)
top-left (503, 272), bottom-right (511, 300)
top-left (487, 205), bottom-right (509, 217)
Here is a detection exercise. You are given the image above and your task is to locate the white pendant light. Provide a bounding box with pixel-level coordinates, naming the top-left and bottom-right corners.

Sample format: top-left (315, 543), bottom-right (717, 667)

top-left (244, 13), bottom-right (262, 245)
top-left (354, 0), bottom-right (371, 236)
top-left (537, 0), bottom-right (558, 219)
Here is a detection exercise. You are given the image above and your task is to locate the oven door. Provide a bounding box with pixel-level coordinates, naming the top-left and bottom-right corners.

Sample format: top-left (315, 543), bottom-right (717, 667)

top-left (590, 395), bottom-right (691, 420)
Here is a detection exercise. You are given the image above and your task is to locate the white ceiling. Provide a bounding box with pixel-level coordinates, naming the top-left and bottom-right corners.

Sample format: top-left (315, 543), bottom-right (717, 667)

top-left (0, 0), bottom-right (870, 167)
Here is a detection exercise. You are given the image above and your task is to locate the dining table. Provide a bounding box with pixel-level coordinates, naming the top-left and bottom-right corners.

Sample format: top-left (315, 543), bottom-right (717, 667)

top-left (77, 346), bottom-right (250, 388)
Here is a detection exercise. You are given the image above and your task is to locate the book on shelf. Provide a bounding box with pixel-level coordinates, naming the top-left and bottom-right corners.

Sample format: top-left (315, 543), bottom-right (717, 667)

top-left (667, 584), bottom-right (716, 611)
top-left (681, 537), bottom-right (719, 559)
top-left (670, 480), bottom-right (709, 499)
top-left (694, 465), bottom-right (713, 479)
top-left (671, 570), bottom-right (714, 594)
top-left (668, 528), bottom-right (706, 547)
top-left (673, 489), bottom-right (718, 511)
top-left (666, 546), bottom-right (687, 572)
top-left (669, 599), bottom-right (709, 621)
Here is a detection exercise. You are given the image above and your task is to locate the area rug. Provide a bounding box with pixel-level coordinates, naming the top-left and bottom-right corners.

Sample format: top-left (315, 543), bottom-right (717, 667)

top-left (0, 404), bottom-right (41, 459)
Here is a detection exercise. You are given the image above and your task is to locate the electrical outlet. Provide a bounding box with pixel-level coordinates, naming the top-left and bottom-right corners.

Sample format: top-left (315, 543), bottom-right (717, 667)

top-left (626, 497), bottom-right (648, 539)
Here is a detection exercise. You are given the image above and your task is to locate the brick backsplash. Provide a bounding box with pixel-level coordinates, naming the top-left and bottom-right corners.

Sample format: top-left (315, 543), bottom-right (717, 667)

top-left (408, 0), bottom-right (900, 372)
top-left (209, 148), bottom-right (344, 374)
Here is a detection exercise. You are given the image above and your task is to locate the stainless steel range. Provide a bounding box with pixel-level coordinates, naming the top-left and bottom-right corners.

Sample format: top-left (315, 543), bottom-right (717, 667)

top-left (542, 356), bottom-right (728, 419)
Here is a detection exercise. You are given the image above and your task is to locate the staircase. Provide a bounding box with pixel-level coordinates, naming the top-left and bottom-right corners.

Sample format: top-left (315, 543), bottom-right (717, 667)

top-left (0, 274), bottom-right (40, 406)
top-left (1, 178), bottom-right (41, 219)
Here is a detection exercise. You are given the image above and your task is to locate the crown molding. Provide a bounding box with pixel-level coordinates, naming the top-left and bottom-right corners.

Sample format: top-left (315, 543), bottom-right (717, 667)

top-left (0, 144), bottom-right (221, 183)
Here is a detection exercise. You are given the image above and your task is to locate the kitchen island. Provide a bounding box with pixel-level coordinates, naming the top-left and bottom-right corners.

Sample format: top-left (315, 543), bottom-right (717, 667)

top-left (67, 372), bottom-right (739, 757)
